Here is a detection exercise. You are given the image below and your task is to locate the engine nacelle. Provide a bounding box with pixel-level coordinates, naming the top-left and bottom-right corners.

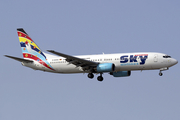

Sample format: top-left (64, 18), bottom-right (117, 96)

top-left (112, 71), bottom-right (131, 77)
top-left (96, 63), bottom-right (115, 72)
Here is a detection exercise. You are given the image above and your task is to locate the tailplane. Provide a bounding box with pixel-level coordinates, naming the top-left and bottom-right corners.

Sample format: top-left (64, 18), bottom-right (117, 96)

top-left (4, 55), bottom-right (33, 63)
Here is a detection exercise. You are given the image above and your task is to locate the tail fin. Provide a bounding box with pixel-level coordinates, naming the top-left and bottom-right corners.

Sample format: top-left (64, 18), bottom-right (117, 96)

top-left (17, 28), bottom-right (54, 70)
top-left (17, 28), bottom-right (46, 59)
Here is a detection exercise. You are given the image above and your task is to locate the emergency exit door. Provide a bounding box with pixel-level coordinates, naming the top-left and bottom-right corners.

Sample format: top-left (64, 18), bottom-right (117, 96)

top-left (154, 54), bottom-right (158, 62)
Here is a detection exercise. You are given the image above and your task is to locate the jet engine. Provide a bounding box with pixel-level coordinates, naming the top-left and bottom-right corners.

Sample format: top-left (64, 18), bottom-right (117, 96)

top-left (111, 71), bottom-right (131, 77)
top-left (96, 63), bottom-right (115, 72)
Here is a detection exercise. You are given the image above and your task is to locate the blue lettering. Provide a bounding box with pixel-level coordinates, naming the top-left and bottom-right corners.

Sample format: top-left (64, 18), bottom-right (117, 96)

top-left (120, 55), bottom-right (148, 65)
top-left (139, 56), bottom-right (148, 65)
top-left (130, 55), bottom-right (137, 62)
top-left (120, 56), bottom-right (128, 63)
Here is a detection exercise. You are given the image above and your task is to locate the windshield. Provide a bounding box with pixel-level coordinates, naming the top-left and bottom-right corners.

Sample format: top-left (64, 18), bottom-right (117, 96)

top-left (163, 55), bottom-right (171, 58)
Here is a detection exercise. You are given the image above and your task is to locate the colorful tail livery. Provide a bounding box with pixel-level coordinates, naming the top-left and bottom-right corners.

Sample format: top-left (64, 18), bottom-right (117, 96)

top-left (17, 28), bottom-right (54, 71)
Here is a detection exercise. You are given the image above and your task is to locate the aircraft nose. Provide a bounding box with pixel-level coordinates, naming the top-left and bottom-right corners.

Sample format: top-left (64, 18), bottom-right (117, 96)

top-left (172, 58), bottom-right (178, 65)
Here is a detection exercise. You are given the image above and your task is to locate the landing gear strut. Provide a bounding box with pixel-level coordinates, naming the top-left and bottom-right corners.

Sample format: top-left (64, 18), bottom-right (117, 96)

top-left (88, 73), bottom-right (94, 79)
top-left (97, 73), bottom-right (103, 81)
top-left (159, 67), bottom-right (168, 76)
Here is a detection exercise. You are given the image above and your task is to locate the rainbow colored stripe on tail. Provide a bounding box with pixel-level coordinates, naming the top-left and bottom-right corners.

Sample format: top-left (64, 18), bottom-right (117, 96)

top-left (17, 28), bottom-right (54, 71)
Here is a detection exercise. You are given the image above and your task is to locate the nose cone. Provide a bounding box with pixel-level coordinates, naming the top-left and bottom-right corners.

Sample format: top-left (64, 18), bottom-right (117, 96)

top-left (172, 58), bottom-right (178, 66)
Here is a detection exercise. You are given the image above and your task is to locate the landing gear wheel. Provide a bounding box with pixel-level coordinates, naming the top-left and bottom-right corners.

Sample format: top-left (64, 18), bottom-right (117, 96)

top-left (88, 73), bottom-right (94, 79)
top-left (159, 72), bottom-right (163, 76)
top-left (97, 76), bottom-right (103, 81)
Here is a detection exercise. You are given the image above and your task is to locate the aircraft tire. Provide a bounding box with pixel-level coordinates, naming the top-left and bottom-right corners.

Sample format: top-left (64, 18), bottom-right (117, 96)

top-left (88, 73), bottom-right (94, 79)
top-left (159, 72), bottom-right (163, 76)
top-left (97, 76), bottom-right (103, 81)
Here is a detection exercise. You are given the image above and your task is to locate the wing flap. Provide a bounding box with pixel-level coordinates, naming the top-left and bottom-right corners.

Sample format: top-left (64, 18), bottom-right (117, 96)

top-left (5, 55), bottom-right (33, 63)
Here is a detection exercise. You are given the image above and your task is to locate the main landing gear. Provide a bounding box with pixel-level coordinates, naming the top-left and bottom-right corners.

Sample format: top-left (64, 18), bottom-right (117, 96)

top-left (87, 73), bottom-right (104, 81)
top-left (97, 73), bottom-right (103, 81)
top-left (88, 73), bottom-right (94, 79)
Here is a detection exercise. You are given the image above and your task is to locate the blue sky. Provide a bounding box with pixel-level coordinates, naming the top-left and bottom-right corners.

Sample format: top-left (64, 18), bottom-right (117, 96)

top-left (1, 0), bottom-right (180, 120)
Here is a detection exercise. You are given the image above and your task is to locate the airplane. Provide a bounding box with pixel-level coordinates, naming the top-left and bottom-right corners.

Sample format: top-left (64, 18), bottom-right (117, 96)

top-left (5, 28), bottom-right (178, 81)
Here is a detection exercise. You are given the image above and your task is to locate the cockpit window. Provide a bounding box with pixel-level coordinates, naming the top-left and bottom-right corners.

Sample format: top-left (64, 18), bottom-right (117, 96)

top-left (163, 55), bottom-right (171, 58)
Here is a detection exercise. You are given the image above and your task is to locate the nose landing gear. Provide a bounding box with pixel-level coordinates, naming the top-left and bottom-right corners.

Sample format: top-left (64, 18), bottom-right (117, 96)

top-left (159, 71), bottom-right (163, 76)
top-left (159, 67), bottom-right (168, 76)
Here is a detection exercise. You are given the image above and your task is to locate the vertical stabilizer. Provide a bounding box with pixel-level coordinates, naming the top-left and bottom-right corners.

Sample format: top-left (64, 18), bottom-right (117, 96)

top-left (17, 28), bottom-right (46, 59)
top-left (17, 28), bottom-right (54, 70)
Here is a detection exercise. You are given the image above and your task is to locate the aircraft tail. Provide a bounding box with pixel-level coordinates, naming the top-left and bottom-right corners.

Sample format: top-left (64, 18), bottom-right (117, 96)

top-left (17, 28), bottom-right (46, 59)
top-left (17, 28), bottom-right (54, 70)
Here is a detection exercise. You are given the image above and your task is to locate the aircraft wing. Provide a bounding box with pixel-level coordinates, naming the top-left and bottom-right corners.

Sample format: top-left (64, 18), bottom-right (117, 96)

top-left (4, 55), bottom-right (33, 63)
top-left (47, 50), bottom-right (98, 71)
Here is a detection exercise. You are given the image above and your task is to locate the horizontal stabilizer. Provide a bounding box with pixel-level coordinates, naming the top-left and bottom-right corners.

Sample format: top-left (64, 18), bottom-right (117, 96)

top-left (4, 55), bottom-right (33, 63)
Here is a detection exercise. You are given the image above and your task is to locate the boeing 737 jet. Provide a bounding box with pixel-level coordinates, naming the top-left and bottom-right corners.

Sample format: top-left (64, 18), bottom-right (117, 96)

top-left (5, 28), bottom-right (178, 81)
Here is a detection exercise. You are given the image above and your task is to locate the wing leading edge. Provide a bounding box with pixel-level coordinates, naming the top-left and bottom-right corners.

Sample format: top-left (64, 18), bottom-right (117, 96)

top-left (47, 50), bottom-right (98, 71)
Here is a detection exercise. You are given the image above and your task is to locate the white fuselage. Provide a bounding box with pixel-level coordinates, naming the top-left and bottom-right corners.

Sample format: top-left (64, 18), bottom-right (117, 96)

top-left (23, 52), bottom-right (178, 73)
